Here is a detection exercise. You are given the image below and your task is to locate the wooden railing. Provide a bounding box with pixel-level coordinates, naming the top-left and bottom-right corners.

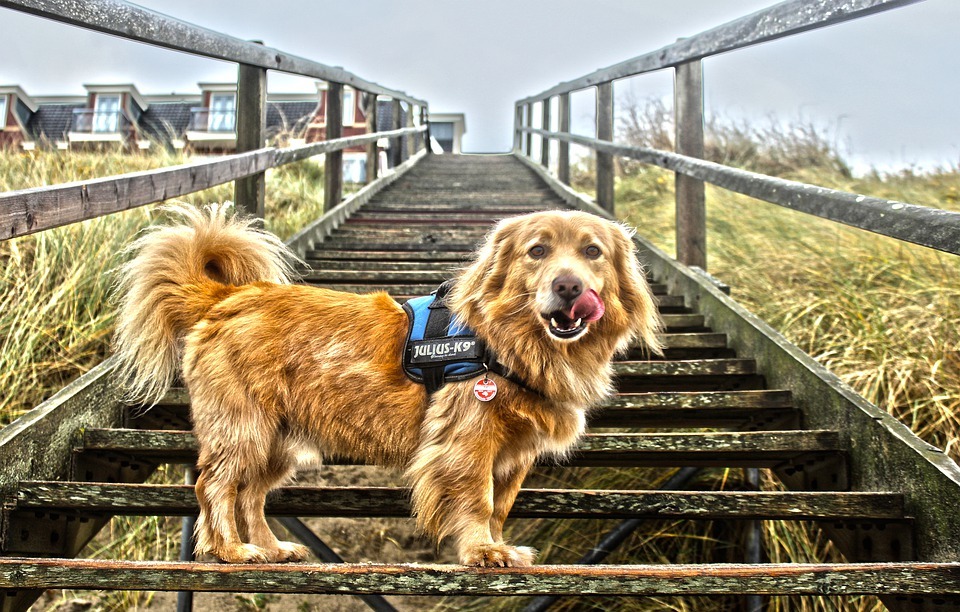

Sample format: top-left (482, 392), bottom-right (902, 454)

top-left (513, 0), bottom-right (960, 268)
top-left (0, 0), bottom-right (430, 240)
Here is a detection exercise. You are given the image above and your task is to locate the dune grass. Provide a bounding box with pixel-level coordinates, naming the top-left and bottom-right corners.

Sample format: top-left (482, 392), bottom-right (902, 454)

top-left (0, 149), bottom-right (325, 424)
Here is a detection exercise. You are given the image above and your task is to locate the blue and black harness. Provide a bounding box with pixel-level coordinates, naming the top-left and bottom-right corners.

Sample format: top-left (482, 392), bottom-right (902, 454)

top-left (401, 282), bottom-right (544, 398)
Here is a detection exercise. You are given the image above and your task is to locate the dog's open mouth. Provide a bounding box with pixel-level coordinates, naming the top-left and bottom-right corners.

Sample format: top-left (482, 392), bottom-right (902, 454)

top-left (542, 289), bottom-right (605, 340)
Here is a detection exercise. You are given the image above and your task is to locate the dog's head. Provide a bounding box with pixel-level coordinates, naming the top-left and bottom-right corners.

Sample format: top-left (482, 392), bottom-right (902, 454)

top-left (451, 210), bottom-right (662, 357)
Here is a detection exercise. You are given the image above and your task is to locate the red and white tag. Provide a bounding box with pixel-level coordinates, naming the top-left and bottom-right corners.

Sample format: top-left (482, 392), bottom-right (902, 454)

top-left (473, 377), bottom-right (498, 402)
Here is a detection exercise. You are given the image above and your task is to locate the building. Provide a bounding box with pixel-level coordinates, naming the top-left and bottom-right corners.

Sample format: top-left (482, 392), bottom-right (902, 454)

top-left (428, 112), bottom-right (466, 153)
top-left (0, 82), bottom-right (457, 182)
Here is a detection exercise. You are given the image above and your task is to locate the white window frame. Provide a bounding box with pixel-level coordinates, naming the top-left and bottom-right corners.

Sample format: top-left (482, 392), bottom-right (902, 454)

top-left (93, 94), bottom-right (121, 133)
top-left (342, 87), bottom-right (355, 126)
top-left (209, 93), bottom-right (237, 133)
top-left (0, 96), bottom-right (7, 128)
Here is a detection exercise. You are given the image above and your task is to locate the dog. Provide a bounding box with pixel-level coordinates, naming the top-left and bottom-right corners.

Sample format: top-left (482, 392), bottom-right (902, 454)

top-left (113, 202), bottom-right (662, 567)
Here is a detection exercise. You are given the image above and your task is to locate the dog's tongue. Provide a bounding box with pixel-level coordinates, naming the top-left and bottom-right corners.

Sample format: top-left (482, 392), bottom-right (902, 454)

top-left (567, 289), bottom-right (605, 322)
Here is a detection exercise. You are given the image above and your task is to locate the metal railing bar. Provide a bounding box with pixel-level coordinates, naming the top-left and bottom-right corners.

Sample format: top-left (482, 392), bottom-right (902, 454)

top-left (0, 126), bottom-right (427, 241)
top-left (520, 127), bottom-right (960, 256)
top-left (0, 0), bottom-right (427, 106)
top-left (517, 0), bottom-right (923, 104)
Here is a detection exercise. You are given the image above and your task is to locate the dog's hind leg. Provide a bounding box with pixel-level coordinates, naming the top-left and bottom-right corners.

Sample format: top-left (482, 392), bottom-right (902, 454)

top-left (192, 406), bottom-right (278, 563)
top-left (235, 444), bottom-right (310, 563)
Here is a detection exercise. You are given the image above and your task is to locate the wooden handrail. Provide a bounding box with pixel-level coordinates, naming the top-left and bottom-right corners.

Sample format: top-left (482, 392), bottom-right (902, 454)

top-left (516, 0), bottom-right (922, 105)
top-left (0, 126), bottom-right (427, 240)
top-left (520, 127), bottom-right (960, 257)
top-left (0, 0), bottom-right (426, 106)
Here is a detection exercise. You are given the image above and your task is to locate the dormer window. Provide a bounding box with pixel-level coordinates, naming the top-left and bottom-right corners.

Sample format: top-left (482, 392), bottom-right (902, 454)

top-left (342, 87), bottom-right (355, 126)
top-left (0, 96), bottom-right (7, 129)
top-left (209, 93), bottom-right (236, 132)
top-left (93, 94), bottom-right (121, 132)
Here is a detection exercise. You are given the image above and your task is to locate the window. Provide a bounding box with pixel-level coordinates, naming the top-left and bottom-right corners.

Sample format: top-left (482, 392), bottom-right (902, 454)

top-left (93, 94), bottom-right (121, 133)
top-left (342, 87), bottom-right (355, 126)
top-left (209, 93), bottom-right (236, 132)
top-left (432, 122), bottom-right (454, 153)
top-left (0, 96), bottom-right (7, 128)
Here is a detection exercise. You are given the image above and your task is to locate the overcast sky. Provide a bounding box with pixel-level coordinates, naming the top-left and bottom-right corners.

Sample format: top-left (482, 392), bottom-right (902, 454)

top-left (2, 0), bottom-right (958, 173)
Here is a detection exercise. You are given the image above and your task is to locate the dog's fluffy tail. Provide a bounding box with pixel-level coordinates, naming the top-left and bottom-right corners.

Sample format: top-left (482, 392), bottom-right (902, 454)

top-left (113, 202), bottom-right (297, 406)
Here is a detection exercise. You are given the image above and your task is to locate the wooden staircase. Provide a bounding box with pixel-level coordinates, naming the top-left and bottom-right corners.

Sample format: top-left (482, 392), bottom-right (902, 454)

top-left (2, 154), bottom-right (960, 611)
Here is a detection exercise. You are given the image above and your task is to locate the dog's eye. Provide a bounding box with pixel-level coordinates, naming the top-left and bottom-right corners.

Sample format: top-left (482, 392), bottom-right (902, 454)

top-left (584, 245), bottom-right (602, 259)
top-left (528, 245), bottom-right (547, 259)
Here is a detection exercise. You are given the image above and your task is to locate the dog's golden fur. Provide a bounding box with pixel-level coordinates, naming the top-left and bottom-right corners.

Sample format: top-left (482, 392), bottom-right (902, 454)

top-left (113, 202), bottom-right (662, 567)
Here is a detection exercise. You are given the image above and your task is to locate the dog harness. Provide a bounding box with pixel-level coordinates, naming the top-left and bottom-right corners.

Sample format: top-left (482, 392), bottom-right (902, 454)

top-left (402, 282), bottom-right (545, 398)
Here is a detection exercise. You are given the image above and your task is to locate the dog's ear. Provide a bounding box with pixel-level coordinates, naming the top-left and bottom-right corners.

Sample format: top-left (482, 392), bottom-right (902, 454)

top-left (608, 222), bottom-right (663, 356)
top-left (451, 217), bottom-right (521, 319)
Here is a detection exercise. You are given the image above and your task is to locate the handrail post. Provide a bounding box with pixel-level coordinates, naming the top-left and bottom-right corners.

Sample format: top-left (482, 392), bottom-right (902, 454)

top-left (422, 105), bottom-right (431, 154)
top-left (406, 104), bottom-right (416, 159)
top-left (596, 81), bottom-right (615, 213)
top-left (524, 102), bottom-right (533, 158)
top-left (324, 81), bottom-right (343, 212)
top-left (235, 54), bottom-right (267, 220)
top-left (557, 92), bottom-right (571, 184)
top-left (391, 99), bottom-right (402, 167)
top-left (365, 92), bottom-right (379, 184)
top-left (675, 59), bottom-right (706, 269)
top-left (514, 104), bottom-right (523, 153)
top-left (540, 96), bottom-right (551, 168)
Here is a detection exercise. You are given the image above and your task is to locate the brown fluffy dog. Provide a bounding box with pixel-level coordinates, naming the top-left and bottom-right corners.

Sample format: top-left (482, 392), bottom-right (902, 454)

top-left (113, 203), bottom-right (662, 567)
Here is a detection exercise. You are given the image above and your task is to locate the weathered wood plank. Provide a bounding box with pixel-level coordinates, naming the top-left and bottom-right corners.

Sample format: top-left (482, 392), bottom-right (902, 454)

top-left (15, 483), bottom-right (896, 521)
top-left (516, 0), bottom-right (921, 104)
top-left (595, 82), bottom-right (614, 213)
top-left (518, 128), bottom-right (960, 256)
top-left (557, 92), bottom-right (571, 185)
top-left (614, 359), bottom-right (755, 377)
top-left (0, 0), bottom-right (426, 106)
top-left (80, 429), bottom-right (836, 468)
top-left (324, 82), bottom-right (344, 213)
top-left (235, 59), bottom-right (267, 219)
top-left (306, 250), bottom-right (473, 261)
top-left (364, 91), bottom-right (379, 185)
top-left (674, 60), bottom-right (706, 269)
top-left (4, 559), bottom-right (959, 596)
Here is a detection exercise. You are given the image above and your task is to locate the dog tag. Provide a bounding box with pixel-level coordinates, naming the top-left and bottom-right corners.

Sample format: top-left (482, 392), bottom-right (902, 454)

top-left (474, 377), bottom-right (498, 402)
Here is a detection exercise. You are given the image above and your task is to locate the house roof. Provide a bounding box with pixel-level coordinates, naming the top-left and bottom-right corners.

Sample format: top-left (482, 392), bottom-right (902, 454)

top-left (26, 103), bottom-right (84, 141)
top-left (0, 85), bottom-right (38, 112)
top-left (266, 101), bottom-right (318, 137)
top-left (139, 102), bottom-right (193, 141)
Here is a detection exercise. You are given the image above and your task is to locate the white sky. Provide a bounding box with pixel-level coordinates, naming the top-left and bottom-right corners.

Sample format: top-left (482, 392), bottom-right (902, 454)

top-left (1, 0), bottom-right (958, 173)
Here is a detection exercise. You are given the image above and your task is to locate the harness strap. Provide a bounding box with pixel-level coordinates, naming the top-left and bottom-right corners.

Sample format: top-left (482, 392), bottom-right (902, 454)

top-left (420, 286), bottom-right (454, 394)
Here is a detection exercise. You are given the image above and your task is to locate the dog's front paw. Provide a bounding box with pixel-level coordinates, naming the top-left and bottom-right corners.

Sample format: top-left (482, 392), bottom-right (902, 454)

top-left (460, 543), bottom-right (538, 567)
top-left (216, 543), bottom-right (271, 564)
top-left (270, 541), bottom-right (310, 563)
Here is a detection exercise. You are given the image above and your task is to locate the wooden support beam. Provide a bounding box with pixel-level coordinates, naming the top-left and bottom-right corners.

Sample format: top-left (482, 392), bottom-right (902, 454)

top-left (540, 96), bottom-right (551, 168)
top-left (391, 99), bottom-right (403, 168)
top-left (675, 59), bottom-right (706, 269)
top-left (514, 104), bottom-right (523, 152)
top-left (324, 82), bottom-right (343, 213)
top-left (557, 92), bottom-right (571, 184)
top-left (235, 58), bottom-right (267, 220)
top-left (364, 92), bottom-right (379, 185)
top-left (406, 104), bottom-right (417, 159)
top-left (596, 82), bottom-right (615, 213)
top-left (524, 102), bottom-right (533, 157)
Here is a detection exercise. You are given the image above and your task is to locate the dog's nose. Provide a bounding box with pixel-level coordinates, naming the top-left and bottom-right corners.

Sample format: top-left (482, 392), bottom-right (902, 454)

top-left (552, 274), bottom-right (583, 304)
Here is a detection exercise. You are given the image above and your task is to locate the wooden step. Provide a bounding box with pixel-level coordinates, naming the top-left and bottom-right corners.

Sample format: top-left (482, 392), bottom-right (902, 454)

top-left (591, 390), bottom-right (797, 429)
top-left (614, 359), bottom-right (763, 392)
top-left (307, 249), bottom-right (473, 261)
top-left (135, 389), bottom-right (796, 431)
top-left (79, 430), bottom-right (839, 468)
top-left (2, 559), bottom-right (956, 597)
top-left (13, 482), bottom-right (895, 520)
top-left (305, 260), bottom-right (464, 272)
